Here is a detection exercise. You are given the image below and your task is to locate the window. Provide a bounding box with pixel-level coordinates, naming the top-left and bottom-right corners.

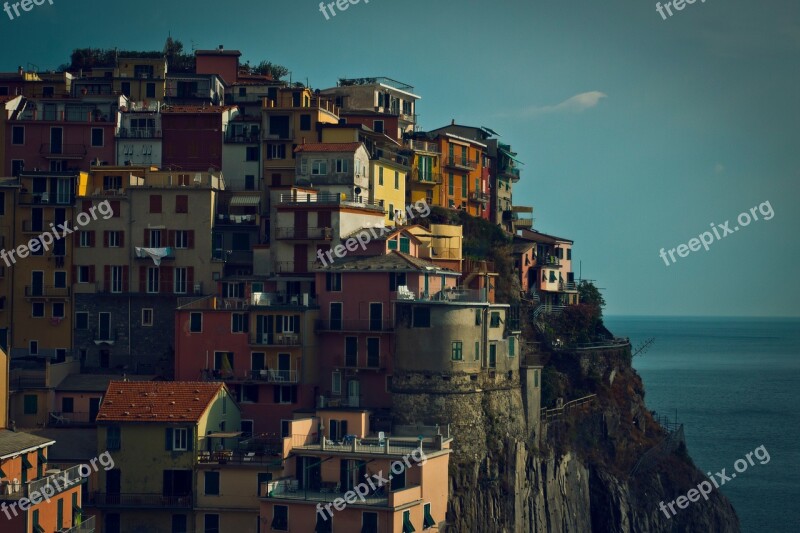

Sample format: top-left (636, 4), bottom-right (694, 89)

top-left (62, 397), bottom-right (74, 413)
top-left (107, 231), bottom-right (122, 247)
top-left (251, 352), bottom-right (266, 371)
top-left (204, 472), bottom-right (220, 495)
top-left (0, 191), bottom-right (4, 215)
top-left (395, 171), bottom-right (400, 189)
top-left (76, 312), bottom-right (89, 329)
top-left (451, 341), bottom-right (463, 361)
top-left (24, 394), bottom-right (37, 414)
top-left (147, 267), bottom-right (159, 293)
top-left (29, 340), bottom-right (38, 355)
top-left (412, 307), bottom-right (430, 327)
top-left (325, 273), bottom-right (342, 292)
top-left (204, 514), bottom-right (219, 533)
top-left (142, 308), bottom-right (153, 326)
top-left (490, 312), bottom-right (501, 328)
top-left (389, 272), bottom-right (407, 291)
top-left (214, 351), bottom-right (234, 372)
top-left (79, 231), bottom-right (93, 248)
top-left (312, 160), bottom-right (327, 175)
top-left (378, 167), bottom-right (384, 186)
top-left (567, 249), bottom-right (572, 260)
top-left (242, 385), bottom-right (259, 403)
top-left (170, 428), bottom-right (189, 451)
top-left (11, 160), bottom-right (24, 177)
top-left (367, 338), bottom-right (380, 368)
top-left (174, 267), bottom-right (187, 294)
top-left (508, 337), bottom-right (516, 357)
top-left (232, 313), bottom-right (248, 333)
top-left (149, 229), bottom-right (162, 247)
top-left (272, 506), bottom-right (288, 530)
top-left (98, 312), bottom-right (111, 341)
top-left (274, 385), bottom-right (296, 404)
top-left (190, 312), bottom-right (202, 332)
top-left (373, 120), bottom-right (384, 133)
top-left (423, 503), bottom-right (436, 529)
top-left (149, 194), bottom-right (162, 213)
top-left (91, 128), bottom-right (104, 147)
top-left (32, 302), bottom-right (44, 318)
top-left (332, 371), bottom-right (341, 395)
top-left (345, 337), bottom-right (357, 367)
top-left (146, 83), bottom-right (156, 98)
top-left (110, 266), bottom-right (123, 293)
top-left (107, 426), bottom-right (121, 450)
top-left (362, 512), bottom-right (378, 533)
top-left (300, 114), bottom-right (311, 130)
top-left (246, 146), bottom-right (259, 161)
top-left (257, 472), bottom-right (272, 495)
top-left (448, 173), bottom-right (454, 196)
top-left (52, 302), bottom-right (65, 318)
top-left (174, 230), bottom-right (189, 249)
top-left (335, 159), bottom-right (349, 173)
top-left (11, 126), bottom-right (24, 145)
top-left (266, 144), bottom-right (286, 159)
top-left (399, 237), bottom-right (410, 254)
top-left (175, 195), bottom-right (188, 213)
top-left (389, 203), bottom-right (394, 220)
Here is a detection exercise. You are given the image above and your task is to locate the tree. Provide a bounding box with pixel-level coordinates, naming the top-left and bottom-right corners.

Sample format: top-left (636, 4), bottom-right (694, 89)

top-left (252, 60), bottom-right (289, 81)
top-left (577, 280), bottom-right (605, 310)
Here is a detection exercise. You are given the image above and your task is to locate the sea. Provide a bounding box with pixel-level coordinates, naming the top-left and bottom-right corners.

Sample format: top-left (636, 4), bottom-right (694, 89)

top-left (603, 316), bottom-right (800, 533)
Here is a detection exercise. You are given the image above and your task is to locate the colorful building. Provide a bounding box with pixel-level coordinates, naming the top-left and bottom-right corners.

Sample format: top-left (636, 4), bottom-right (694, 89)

top-left (515, 229), bottom-right (578, 310)
top-left (161, 105), bottom-right (238, 171)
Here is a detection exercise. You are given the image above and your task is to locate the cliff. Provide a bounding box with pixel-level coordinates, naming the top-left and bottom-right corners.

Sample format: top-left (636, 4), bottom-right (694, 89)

top-left (393, 332), bottom-right (740, 532)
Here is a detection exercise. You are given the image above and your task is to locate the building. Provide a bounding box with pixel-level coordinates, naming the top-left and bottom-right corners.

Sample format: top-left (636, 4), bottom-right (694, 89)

top-left (113, 57), bottom-right (168, 102)
top-left (293, 143), bottom-right (371, 199)
top-left (260, 409), bottom-right (450, 532)
top-left (0, 177), bottom-right (20, 350)
top-left (515, 229), bottom-right (578, 310)
top-left (0, 95), bottom-right (25, 175)
top-left (116, 101), bottom-right (163, 167)
top-left (93, 381), bottom-right (242, 533)
top-left (0, 429), bottom-right (90, 533)
top-left (161, 105), bottom-right (238, 172)
top-left (403, 134), bottom-right (443, 209)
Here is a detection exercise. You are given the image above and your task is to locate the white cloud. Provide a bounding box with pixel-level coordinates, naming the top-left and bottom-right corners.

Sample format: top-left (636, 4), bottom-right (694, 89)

top-left (516, 91), bottom-right (608, 118)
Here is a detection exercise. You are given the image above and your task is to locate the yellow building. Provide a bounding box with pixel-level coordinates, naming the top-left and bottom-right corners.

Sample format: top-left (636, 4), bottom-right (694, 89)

top-left (405, 138), bottom-right (442, 208)
top-left (94, 381), bottom-right (242, 533)
top-left (113, 57), bottom-right (168, 102)
top-left (0, 177), bottom-right (20, 349)
top-left (262, 87), bottom-right (340, 188)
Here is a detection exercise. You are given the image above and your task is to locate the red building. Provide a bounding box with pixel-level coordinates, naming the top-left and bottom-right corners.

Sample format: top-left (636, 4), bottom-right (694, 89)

top-left (161, 105), bottom-right (238, 171)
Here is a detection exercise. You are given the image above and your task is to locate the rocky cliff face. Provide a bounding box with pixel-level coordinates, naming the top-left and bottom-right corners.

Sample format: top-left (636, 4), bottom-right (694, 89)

top-left (393, 343), bottom-right (740, 532)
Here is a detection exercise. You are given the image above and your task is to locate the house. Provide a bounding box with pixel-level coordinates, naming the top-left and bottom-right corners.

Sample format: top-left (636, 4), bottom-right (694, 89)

top-left (160, 105), bottom-right (238, 171)
top-left (515, 229), bottom-right (579, 310)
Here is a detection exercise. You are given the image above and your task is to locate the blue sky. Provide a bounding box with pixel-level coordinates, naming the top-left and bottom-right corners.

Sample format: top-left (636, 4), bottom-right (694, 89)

top-left (2, 0), bottom-right (798, 316)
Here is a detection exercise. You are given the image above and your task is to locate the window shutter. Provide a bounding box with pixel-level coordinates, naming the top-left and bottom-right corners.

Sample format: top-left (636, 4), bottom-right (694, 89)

top-left (273, 386), bottom-right (280, 404)
top-left (89, 231), bottom-right (96, 247)
top-left (144, 229), bottom-right (149, 247)
top-left (119, 231), bottom-right (125, 247)
top-left (165, 428), bottom-right (173, 451)
top-left (187, 267), bottom-right (194, 293)
top-left (293, 316), bottom-right (299, 333)
top-left (162, 267), bottom-right (173, 294)
top-left (188, 230), bottom-right (195, 249)
top-left (122, 266), bottom-right (129, 292)
top-left (88, 266), bottom-right (95, 283)
top-left (103, 266), bottom-right (110, 293)
top-left (139, 266), bottom-right (146, 293)
top-left (276, 316), bottom-right (284, 333)
top-left (103, 231), bottom-right (109, 248)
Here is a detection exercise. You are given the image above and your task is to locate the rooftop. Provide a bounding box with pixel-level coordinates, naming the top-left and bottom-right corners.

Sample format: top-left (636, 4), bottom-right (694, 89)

top-left (96, 381), bottom-right (224, 423)
top-left (0, 430), bottom-right (54, 460)
top-left (161, 105), bottom-right (236, 114)
top-left (294, 142), bottom-right (363, 154)
top-left (318, 251), bottom-right (459, 275)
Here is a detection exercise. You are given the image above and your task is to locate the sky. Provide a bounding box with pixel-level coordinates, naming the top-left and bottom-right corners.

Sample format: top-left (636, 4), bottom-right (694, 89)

top-left (1, 0), bottom-right (798, 317)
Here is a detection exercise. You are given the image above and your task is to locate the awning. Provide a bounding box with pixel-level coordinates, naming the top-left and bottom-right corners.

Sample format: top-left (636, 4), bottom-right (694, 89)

top-left (230, 195), bottom-right (261, 207)
top-left (402, 514), bottom-right (416, 533)
top-left (203, 431), bottom-right (243, 439)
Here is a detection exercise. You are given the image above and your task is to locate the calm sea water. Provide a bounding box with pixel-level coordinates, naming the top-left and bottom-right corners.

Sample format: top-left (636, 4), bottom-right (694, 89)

top-left (604, 316), bottom-right (800, 533)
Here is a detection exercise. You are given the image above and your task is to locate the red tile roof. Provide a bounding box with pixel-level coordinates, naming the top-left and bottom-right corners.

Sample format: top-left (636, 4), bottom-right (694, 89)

top-left (294, 142), bottom-right (363, 153)
top-left (96, 381), bottom-right (224, 423)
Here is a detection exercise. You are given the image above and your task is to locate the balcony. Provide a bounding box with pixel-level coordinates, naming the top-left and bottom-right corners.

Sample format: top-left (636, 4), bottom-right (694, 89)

top-left (469, 191), bottom-right (489, 204)
top-left (249, 332), bottom-right (302, 347)
top-left (263, 479), bottom-right (388, 506)
top-left (274, 261), bottom-right (319, 274)
top-left (536, 255), bottom-right (561, 268)
top-left (91, 492), bottom-right (193, 509)
top-left (512, 213), bottom-right (533, 229)
top-left (47, 411), bottom-right (97, 426)
top-left (315, 319), bottom-right (394, 333)
top-left (134, 247), bottom-right (174, 260)
top-left (63, 515), bottom-right (96, 533)
top-left (559, 281), bottom-right (578, 292)
top-left (277, 192), bottom-right (384, 213)
top-left (411, 167), bottom-right (442, 184)
top-left (250, 292), bottom-right (316, 308)
top-left (116, 127), bottom-right (161, 139)
top-left (443, 156), bottom-right (478, 171)
top-left (197, 449), bottom-right (282, 466)
top-left (20, 191), bottom-right (73, 205)
top-left (39, 143), bottom-right (87, 159)
top-left (498, 164), bottom-right (520, 181)
top-left (1, 465), bottom-right (85, 501)
top-left (275, 227), bottom-right (332, 241)
top-left (225, 132), bottom-right (261, 144)
top-left (25, 286), bottom-right (71, 298)
top-left (216, 213), bottom-right (259, 226)
top-left (407, 140), bottom-right (440, 154)
top-left (207, 368), bottom-right (301, 384)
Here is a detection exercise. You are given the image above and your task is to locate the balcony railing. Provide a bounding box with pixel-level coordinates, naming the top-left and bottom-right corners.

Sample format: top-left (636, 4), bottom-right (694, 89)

top-left (277, 192), bottom-right (384, 213)
top-left (536, 256), bottom-right (561, 268)
top-left (411, 167), bottom-right (442, 184)
top-left (39, 143), bottom-right (87, 159)
top-left (209, 369), bottom-right (301, 384)
top-left (315, 319), bottom-right (394, 332)
top-left (274, 261), bottom-right (318, 274)
top-left (407, 140), bottom-right (440, 153)
top-left (0, 465), bottom-right (87, 501)
top-left (116, 127), bottom-right (161, 139)
top-left (62, 515), bottom-right (95, 533)
top-left (197, 450), bottom-right (282, 466)
top-left (275, 227), bottom-right (332, 240)
top-left (25, 286), bottom-right (71, 298)
top-left (443, 156), bottom-right (478, 171)
top-left (469, 191), bottom-right (489, 204)
top-left (559, 281), bottom-right (577, 292)
top-left (216, 214), bottom-right (259, 226)
top-left (48, 411), bottom-right (97, 426)
top-left (250, 332), bottom-right (301, 347)
top-left (498, 165), bottom-right (520, 181)
top-left (21, 191), bottom-right (73, 204)
top-left (225, 133), bottom-right (261, 143)
top-left (91, 492), bottom-right (193, 509)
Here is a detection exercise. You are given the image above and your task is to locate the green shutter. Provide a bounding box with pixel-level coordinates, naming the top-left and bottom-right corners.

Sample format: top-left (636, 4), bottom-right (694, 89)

top-left (165, 428), bottom-right (173, 450)
top-left (57, 498), bottom-right (63, 529)
top-left (187, 428), bottom-right (193, 451)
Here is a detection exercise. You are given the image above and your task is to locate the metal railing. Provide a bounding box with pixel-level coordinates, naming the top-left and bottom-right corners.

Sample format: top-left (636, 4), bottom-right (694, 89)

top-left (197, 450), bottom-right (282, 466)
top-left (116, 127), bottom-right (161, 139)
top-left (25, 286), bottom-right (71, 298)
top-left (62, 515), bottom-right (95, 533)
top-left (24, 465), bottom-right (85, 499)
top-left (275, 227), bottom-right (332, 240)
top-left (443, 156), bottom-right (478, 171)
top-left (249, 333), bottom-right (301, 347)
top-left (411, 167), bottom-right (443, 184)
top-left (91, 492), bottom-right (193, 508)
top-left (407, 140), bottom-right (440, 153)
top-left (224, 133), bottom-right (261, 143)
top-left (541, 394), bottom-right (597, 423)
top-left (39, 143), bottom-right (87, 158)
top-left (469, 191), bottom-right (489, 204)
top-left (274, 261), bottom-right (318, 274)
top-left (277, 192), bottom-right (384, 212)
top-left (48, 411), bottom-right (96, 426)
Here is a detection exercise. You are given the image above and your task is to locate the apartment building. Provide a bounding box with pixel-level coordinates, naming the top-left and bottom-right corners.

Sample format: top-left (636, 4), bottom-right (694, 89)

top-left (404, 133), bottom-right (443, 209)
top-left (161, 105), bottom-right (238, 171)
top-left (114, 57), bottom-right (168, 102)
top-left (0, 178), bottom-right (20, 350)
top-left (116, 101), bottom-right (163, 167)
top-left (515, 229), bottom-right (578, 309)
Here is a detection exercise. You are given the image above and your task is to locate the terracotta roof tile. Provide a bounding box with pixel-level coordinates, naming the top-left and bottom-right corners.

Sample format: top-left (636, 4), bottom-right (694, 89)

top-left (294, 142), bottom-right (363, 153)
top-left (96, 381), bottom-right (224, 423)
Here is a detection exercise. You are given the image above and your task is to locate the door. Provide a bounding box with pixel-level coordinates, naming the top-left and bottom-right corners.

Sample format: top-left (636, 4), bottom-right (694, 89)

top-left (369, 303), bottom-right (382, 331)
top-left (106, 469), bottom-right (121, 504)
top-left (294, 211), bottom-right (308, 239)
top-left (293, 244), bottom-right (307, 273)
top-left (330, 303), bottom-right (342, 331)
top-left (347, 380), bottom-right (360, 407)
top-left (258, 316), bottom-right (274, 345)
top-left (278, 353), bottom-right (291, 382)
top-left (31, 272), bottom-right (44, 297)
top-left (50, 127), bottom-right (63, 155)
top-left (89, 398), bottom-right (101, 422)
top-left (489, 344), bottom-right (497, 368)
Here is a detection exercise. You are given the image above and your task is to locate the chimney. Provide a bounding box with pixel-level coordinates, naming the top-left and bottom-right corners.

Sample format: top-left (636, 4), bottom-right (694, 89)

top-left (451, 119), bottom-right (455, 125)
top-left (218, 45), bottom-right (224, 52)
top-left (17, 66), bottom-right (23, 76)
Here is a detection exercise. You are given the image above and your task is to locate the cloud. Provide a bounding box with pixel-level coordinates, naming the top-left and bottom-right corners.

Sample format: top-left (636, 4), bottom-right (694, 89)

top-left (516, 91), bottom-right (608, 118)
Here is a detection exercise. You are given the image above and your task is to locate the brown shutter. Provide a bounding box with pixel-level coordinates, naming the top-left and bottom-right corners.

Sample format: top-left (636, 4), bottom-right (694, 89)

top-left (161, 267), bottom-right (173, 294)
top-left (89, 265), bottom-right (95, 283)
top-left (81, 200), bottom-right (91, 213)
top-left (188, 230), bottom-right (195, 249)
top-left (119, 231), bottom-right (125, 247)
top-left (103, 266), bottom-right (110, 292)
top-left (103, 231), bottom-right (109, 248)
top-left (122, 266), bottom-right (129, 292)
